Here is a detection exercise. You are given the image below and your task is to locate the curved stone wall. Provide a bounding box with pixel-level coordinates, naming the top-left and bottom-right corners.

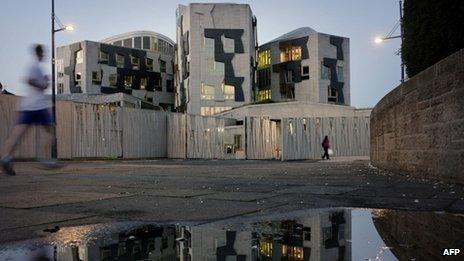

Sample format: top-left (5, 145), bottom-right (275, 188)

top-left (370, 49), bottom-right (464, 183)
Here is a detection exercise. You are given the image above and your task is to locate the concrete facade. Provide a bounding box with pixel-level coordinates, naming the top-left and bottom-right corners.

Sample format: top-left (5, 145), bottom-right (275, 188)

top-left (217, 101), bottom-right (370, 121)
top-left (371, 48), bottom-right (464, 184)
top-left (257, 27), bottom-right (350, 106)
top-left (176, 3), bottom-right (257, 116)
top-left (56, 31), bottom-right (176, 110)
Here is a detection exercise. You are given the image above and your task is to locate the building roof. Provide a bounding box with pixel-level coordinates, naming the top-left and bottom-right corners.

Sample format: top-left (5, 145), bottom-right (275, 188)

top-left (101, 31), bottom-right (175, 46)
top-left (264, 27), bottom-right (318, 45)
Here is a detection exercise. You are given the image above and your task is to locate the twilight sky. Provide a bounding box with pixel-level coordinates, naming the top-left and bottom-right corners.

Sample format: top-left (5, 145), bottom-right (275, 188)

top-left (0, 0), bottom-right (402, 108)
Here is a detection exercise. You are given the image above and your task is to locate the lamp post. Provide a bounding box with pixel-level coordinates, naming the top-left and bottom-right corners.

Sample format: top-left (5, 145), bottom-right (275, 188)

top-left (374, 0), bottom-right (405, 83)
top-left (51, 0), bottom-right (73, 158)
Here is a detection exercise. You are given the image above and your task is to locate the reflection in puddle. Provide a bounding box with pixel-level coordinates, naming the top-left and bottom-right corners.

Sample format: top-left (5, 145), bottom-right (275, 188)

top-left (0, 208), bottom-right (463, 261)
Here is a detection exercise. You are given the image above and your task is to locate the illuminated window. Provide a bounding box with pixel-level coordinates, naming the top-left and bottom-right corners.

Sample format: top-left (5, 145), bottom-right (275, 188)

top-left (146, 58), bottom-right (154, 71)
top-left (140, 77), bottom-right (147, 90)
top-left (259, 239), bottom-right (273, 258)
top-left (258, 50), bottom-right (271, 68)
top-left (109, 74), bottom-right (117, 86)
top-left (280, 46), bottom-right (301, 62)
top-left (328, 86), bottom-right (338, 103)
top-left (222, 84), bottom-right (235, 100)
top-left (130, 55), bottom-right (140, 70)
top-left (75, 50), bottom-right (83, 64)
top-left (124, 75), bottom-right (132, 88)
top-left (257, 89), bottom-right (271, 101)
top-left (282, 245), bottom-right (304, 260)
top-left (116, 54), bottom-right (125, 68)
top-left (201, 83), bottom-right (215, 100)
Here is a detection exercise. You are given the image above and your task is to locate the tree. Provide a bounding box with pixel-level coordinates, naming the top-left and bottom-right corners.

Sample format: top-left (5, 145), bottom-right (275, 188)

top-left (402, 0), bottom-right (464, 77)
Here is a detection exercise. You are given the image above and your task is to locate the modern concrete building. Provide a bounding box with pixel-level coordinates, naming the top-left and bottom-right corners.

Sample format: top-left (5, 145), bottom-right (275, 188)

top-left (257, 27), bottom-right (350, 105)
top-left (56, 31), bottom-right (176, 111)
top-left (175, 3), bottom-right (258, 116)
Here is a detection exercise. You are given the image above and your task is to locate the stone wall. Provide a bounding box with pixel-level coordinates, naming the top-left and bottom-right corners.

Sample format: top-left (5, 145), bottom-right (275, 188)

top-left (371, 49), bottom-right (464, 183)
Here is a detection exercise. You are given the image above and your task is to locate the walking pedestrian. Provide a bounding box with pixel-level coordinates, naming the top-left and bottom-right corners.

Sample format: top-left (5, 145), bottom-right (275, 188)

top-left (0, 44), bottom-right (58, 176)
top-left (321, 136), bottom-right (330, 160)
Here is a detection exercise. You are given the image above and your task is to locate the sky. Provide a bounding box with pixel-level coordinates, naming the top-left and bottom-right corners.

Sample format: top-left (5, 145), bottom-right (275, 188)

top-left (0, 0), bottom-right (403, 108)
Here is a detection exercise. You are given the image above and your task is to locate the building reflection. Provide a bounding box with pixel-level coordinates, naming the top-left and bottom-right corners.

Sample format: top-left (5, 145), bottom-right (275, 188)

top-left (46, 209), bottom-right (352, 261)
top-left (56, 225), bottom-right (176, 261)
top-left (175, 209), bottom-right (351, 261)
top-left (253, 209), bottom-right (351, 261)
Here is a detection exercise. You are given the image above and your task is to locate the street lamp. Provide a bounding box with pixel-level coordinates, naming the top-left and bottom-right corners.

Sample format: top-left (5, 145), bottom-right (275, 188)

top-left (374, 0), bottom-right (405, 83)
top-left (51, 0), bottom-right (73, 158)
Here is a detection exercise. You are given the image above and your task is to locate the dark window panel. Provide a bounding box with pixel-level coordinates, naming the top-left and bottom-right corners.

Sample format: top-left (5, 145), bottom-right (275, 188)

top-left (143, 37), bottom-right (150, 50)
top-left (134, 37), bottom-right (142, 49)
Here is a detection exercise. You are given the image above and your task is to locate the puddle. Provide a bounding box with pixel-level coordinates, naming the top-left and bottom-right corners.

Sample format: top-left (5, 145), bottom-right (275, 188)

top-left (0, 208), bottom-right (463, 261)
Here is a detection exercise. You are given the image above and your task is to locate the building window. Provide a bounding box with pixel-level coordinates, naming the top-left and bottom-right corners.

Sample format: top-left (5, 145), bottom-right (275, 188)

top-left (146, 58), bottom-right (154, 71)
top-left (258, 68), bottom-right (271, 88)
top-left (75, 73), bottom-right (82, 86)
top-left (116, 54), bottom-right (125, 68)
top-left (303, 227), bottom-right (311, 241)
top-left (166, 79), bottom-right (174, 93)
top-left (280, 46), bottom-right (301, 62)
top-left (154, 78), bottom-right (162, 91)
top-left (302, 66), bottom-right (310, 80)
top-left (222, 84), bottom-right (235, 100)
top-left (257, 89), bottom-right (271, 102)
top-left (57, 83), bottom-right (64, 94)
top-left (258, 50), bottom-right (271, 68)
top-left (151, 37), bottom-right (158, 51)
top-left (337, 65), bottom-right (344, 82)
top-left (92, 71), bottom-right (102, 85)
top-left (123, 38), bottom-right (132, 48)
top-left (134, 37), bottom-right (142, 49)
top-left (282, 70), bottom-right (294, 84)
top-left (75, 50), bottom-right (83, 64)
top-left (109, 74), bottom-right (117, 86)
top-left (160, 59), bottom-right (166, 73)
top-left (200, 106), bottom-right (232, 116)
top-left (201, 83), bottom-right (215, 100)
top-left (140, 77), bottom-right (148, 90)
top-left (131, 55), bottom-right (140, 70)
top-left (98, 50), bottom-right (109, 64)
top-left (124, 75), bottom-right (132, 89)
top-left (234, 135), bottom-right (242, 150)
top-left (328, 86), bottom-right (338, 103)
top-left (321, 64), bottom-right (330, 80)
top-left (143, 36), bottom-right (150, 50)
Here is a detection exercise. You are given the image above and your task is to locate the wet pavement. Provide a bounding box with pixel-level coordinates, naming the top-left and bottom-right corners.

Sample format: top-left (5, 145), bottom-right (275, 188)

top-left (0, 157), bottom-right (464, 260)
top-left (0, 208), bottom-right (463, 260)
